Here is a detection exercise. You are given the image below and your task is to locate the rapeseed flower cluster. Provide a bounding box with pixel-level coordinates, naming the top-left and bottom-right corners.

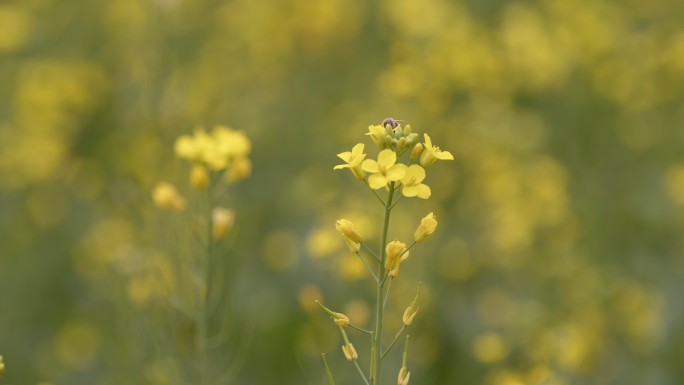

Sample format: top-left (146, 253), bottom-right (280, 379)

top-left (321, 119), bottom-right (452, 385)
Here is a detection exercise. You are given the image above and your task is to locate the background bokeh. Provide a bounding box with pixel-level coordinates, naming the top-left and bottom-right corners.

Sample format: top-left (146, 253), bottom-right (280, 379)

top-left (2, 0), bottom-right (684, 384)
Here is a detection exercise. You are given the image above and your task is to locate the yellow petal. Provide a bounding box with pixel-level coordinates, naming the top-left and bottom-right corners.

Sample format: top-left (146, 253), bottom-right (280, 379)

top-left (368, 173), bottom-right (388, 189)
top-left (436, 150), bottom-right (454, 160)
top-left (416, 184), bottom-right (432, 199)
top-left (351, 143), bottom-right (365, 155)
top-left (423, 133), bottom-right (433, 148)
top-left (385, 164), bottom-right (407, 181)
top-left (362, 159), bottom-right (379, 173)
top-left (377, 149), bottom-right (397, 168)
top-left (337, 151), bottom-right (353, 162)
top-left (334, 164), bottom-right (351, 170)
top-left (402, 185), bottom-right (418, 197)
top-left (405, 164), bottom-right (426, 183)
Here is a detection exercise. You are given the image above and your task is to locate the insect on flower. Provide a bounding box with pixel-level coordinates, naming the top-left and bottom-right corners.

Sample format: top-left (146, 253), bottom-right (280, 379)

top-left (382, 117), bottom-right (406, 128)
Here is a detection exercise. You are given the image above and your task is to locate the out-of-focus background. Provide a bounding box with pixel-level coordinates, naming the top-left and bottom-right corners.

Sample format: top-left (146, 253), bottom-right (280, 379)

top-left (2, 0), bottom-right (684, 384)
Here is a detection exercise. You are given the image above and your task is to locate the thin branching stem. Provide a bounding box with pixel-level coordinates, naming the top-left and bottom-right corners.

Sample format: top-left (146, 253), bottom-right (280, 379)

top-left (355, 252), bottom-right (379, 283)
top-left (362, 242), bottom-right (380, 262)
top-left (381, 324), bottom-right (408, 359)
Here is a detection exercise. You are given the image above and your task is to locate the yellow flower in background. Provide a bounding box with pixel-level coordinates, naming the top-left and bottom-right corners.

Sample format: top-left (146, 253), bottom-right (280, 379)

top-left (174, 125), bottom-right (252, 173)
top-left (362, 149), bottom-right (407, 189)
top-left (401, 165), bottom-right (431, 199)
top-left (227, 156), bottom-right (252, 182)
top-left (385, 240), bottom-right (409, 277)
top-left (211, 207), bottom-right (235, 240)
top-left (414, 212), bottom-right (438, 243)
top-left (334, 143), bottom-right (367, 180)
top-left (420, 133), bottom-right (453, 167)
top-left (336, 219), bottom-right (363, 243)
top-left (151, 182), bottom-right (186, 211)
top-left (190, 164), bottom-right (209, 190)
top-left (0, 354), bottom-right (4, 377)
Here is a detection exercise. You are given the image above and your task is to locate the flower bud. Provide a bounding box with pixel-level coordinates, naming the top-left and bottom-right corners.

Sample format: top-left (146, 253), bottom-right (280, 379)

top-left (212, 207), bottom-right (235, 240)
top-left (410, 143), bottom-right (424, 160)
top-left (151, 182), bottom-right (186, 211)
top-left (336, 219), bottom-right (363, 243)
top-left (396, 137), bottom-right (408, 153)
top-left (342, 343), bottom-right (358, 361)
top-left (190, 164), bottom-right (209, 190)
top-left (414, 212), bottom-right (438, 243)
top-left (332, 312), bottom-right (350, 326)
top-left (385, 240), bottom-right (408, 277)
top-left (398, 367), bottom-right (411, 385)
top-left (403, 124), bottom-right (412, 135)
top-left (402, 306), bottom-right (419, 326)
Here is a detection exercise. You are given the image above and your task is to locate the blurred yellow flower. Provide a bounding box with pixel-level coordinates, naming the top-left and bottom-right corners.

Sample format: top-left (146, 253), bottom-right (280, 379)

top-left (414, 212), bottom-right (438, 243)
top-left (362, 149), bottom-right (407, 189)
top-left (420, 134), bottom-right (453, 167)
top-left (0, 354), bottom-right (4, 377)
top-left (334, 143), bottom-right (366, 180)
top-left (385, 240), bottom-right (409, 277)
top-left (227, 156), bottom-right (252, 182)
top-left (335, 219), bottom-right (363, 243)
top-left (174, 125), bottom-right (252, 172)
top-left (211, 207), bottom-right (235, 240)
top-left (151, 182), bottom-right (186, 211)
top-left (401, 165), bottom-right (431, 199)
top-left (190, 164), bottom-right (209, 190)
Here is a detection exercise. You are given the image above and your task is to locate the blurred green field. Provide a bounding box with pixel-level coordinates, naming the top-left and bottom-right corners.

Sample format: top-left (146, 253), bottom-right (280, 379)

top-left (2, 0), bottom-right (684, 384)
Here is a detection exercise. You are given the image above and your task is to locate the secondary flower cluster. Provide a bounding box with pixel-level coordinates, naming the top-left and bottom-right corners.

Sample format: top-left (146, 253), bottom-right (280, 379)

top-left (151, 125), bottom-right (251, 241)
top-left (334, 121), bottom-right (453, 199)
top-left (175, 125), bottom-right (252, 188)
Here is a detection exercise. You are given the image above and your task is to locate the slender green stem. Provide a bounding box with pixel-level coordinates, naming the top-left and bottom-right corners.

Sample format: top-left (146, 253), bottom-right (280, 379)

top-left (355, 251), bottom-right (379, 283)
top-left (321, 354), bottom-right (336, 385)
top-left (353, 359), bottom-right (372, 385)
top-left (374, 181), bottom-right (395, 385)
top-left (381, 324), bottom-right (407, 359)
top-left (197, 181), bottom-right (215, 385)
top-left (362, 242), bottom-right (380, 262)
top-left (382, 278), bottom-right (392, 311)
top-left (349, 323), bottom-right (373, 334)
top-left (369, 186), bottom-right (386, 206)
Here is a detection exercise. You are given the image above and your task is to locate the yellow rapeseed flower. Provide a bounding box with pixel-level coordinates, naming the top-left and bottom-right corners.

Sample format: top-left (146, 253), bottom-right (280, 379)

top-left (335, 219), bottom-right (363, 243)
top-left (362, 149), bottom-right (407, 189)
top-left (332, 312), bottom-right (350, 326)
top-left (420, 134), bottom-right (453, 167)
top-left (334, 143), bottom-right (366, 180)
top-left (151, 182), bottom-right (186, 211)
top-left (384, 240), bottom-right (409, 277)
top-left (401, 165), bottom-right (431, 199)
top-left (0, 354), bottom-right (4, 377)
top-left (414, 212), bottom-right (438, 243)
